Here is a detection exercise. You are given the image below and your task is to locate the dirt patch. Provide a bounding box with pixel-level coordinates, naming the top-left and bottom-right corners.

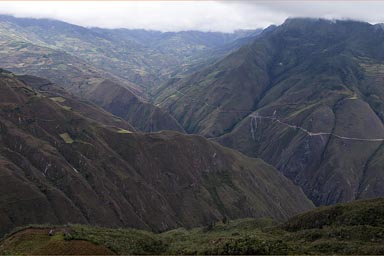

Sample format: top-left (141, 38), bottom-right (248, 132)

top-left (34, 240), bottom-right (115, 255)
top-left (0, 228), bottom-right (115, 255)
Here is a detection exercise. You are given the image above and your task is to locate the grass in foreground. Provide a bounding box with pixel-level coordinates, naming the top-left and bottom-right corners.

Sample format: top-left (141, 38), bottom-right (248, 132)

top-left (2, 198), bottom-right (384, 255)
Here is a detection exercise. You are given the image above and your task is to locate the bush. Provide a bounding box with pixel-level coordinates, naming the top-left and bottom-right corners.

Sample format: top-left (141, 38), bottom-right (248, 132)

top-left (208, 237), bottom-right (289, 255)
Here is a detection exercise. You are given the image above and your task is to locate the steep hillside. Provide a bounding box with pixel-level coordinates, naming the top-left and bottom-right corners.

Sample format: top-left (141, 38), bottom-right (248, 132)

top-left (159, 18), bottom-right (384, 206)
top-left (84, 80), bottom-right (184, 132)
top-left (15, 75), bottom-right (136, 132)
top-left (2, 198), bottom-right (383, 255)
top-left (0, 70), bottom-right (313, 237)
top-left (17, 75), bottom-right (184, 132)
top-left (153, 31), bottom-right (264, 97)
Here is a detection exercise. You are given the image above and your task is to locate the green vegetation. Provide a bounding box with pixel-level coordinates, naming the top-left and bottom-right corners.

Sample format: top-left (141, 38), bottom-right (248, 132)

top-left (2, 198), bottom-right (384, 255)
top-left (61, 105), bottom-right (72, 111)
top-left (0, 199), bottom-right (384, 255)
top-left (59, 132), bottom-right (74, 143)
top-left (0, 227), bottom-right (113, 255)
top-left (157, 218), bottom-right (284, 255)
top-left (67, 225), bottom-right (166, 255)
top-left (283, 198), bottom-right (384, 231)
top-left (116, 128), bottom-right (132, 134)
top-left (3, 221), bottom-right (286, 255)
top-left (49, 96), bottom-right (66, 103)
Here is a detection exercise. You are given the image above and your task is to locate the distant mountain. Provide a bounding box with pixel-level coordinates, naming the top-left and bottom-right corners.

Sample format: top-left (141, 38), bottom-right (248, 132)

top-left (0, 21), bottom-right (143, 96)
top-left (0, 15), bottom-right (260, 89)
top-left (90, 27), bottom-right (260, 52)
top-left (0, 70), bottom-right (313, 237)
top-left (0, 15), bottom-right (260, 132)
top-left (158, 18), bottom-right (384, 206)
top-left (0, 35), bottom-right (181, 132)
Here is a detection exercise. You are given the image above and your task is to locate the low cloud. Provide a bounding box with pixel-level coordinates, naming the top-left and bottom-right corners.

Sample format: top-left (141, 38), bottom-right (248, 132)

top-left (0, 1), bottom-right (382, 32)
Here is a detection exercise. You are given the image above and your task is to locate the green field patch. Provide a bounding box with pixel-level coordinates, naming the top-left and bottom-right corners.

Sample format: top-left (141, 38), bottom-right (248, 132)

top-left (117, 128), bottom-right (132, 134)
top-left (60, 105), bottom-right (72, 111)
top-left (288, 102), bottom-right (319, 118)
top-left (49, 97), bottom-right (66, 103)
top-left (56, 64), bottom-right (68, 70)
top-left (59, 133), bottom-right (74, 143)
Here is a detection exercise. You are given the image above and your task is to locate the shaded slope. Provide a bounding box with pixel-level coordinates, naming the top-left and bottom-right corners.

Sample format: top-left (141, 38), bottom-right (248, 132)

top-left (17, 75), bottom-right (184, 132)
top-left (16, 75), bottom-right (136, 132)
top-left (84, 80), bottom-right (184, 132)
top-left (0, 70), bottom-right (313, 237)
top-left (159, 18), bottom-right (384, 205)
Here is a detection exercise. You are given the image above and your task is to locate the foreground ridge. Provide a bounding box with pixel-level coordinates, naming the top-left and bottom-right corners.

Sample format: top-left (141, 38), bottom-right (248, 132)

top-left (1, 198), bottom-right (384, 255)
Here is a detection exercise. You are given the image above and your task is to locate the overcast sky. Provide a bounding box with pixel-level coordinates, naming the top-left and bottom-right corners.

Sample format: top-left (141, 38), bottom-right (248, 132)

top-left (0, 1), bottom-right (384, 32)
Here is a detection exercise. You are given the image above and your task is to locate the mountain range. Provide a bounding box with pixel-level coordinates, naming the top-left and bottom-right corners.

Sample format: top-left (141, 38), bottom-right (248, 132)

top-left (0, 14), bottom-right (260, 91)
top-left (159, 18), bottom-right (384, 206)
top-left (0, 14), bottom-right (259, 133)
top-left (1, 14), bottom-right (384, 243)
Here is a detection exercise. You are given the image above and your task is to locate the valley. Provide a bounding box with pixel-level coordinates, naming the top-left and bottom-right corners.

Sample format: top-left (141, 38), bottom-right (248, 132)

top-left (0, 10), bottom-right (384, 255)
top-left (0, 69), bottom-right (313, 238)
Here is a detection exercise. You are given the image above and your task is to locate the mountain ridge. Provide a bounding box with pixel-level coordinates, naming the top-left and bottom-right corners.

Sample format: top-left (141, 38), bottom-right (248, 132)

top-left (0, 14), bottom-right (261, 132)
top-left (158, 18), bottom-right (384, 206)
top-left (1, 197), bottom-right (383, 255)
top-left (0, 14), bottom-right (261, 89)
